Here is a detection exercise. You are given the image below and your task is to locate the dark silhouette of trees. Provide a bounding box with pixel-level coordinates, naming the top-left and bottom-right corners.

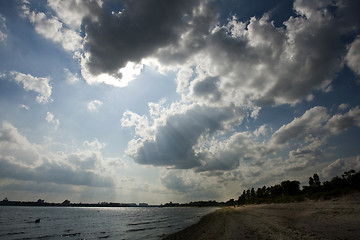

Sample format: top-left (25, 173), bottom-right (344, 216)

top-left (308, 173), bottom-right (320, 187)
top-left (309, 176), bottom-right (314, 187)
top-left (237, 169), bottom-right (360, 205)
top-left (313, 173), bottom-right (321, 187)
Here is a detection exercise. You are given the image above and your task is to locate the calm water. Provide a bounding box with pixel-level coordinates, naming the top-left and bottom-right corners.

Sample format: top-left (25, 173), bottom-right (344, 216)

top-left (0, 206), bottom-right (216, 240)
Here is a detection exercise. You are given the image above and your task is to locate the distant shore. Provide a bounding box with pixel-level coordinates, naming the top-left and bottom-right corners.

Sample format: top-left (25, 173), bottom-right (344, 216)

top-left (163, 193), bottom-right (360, 240)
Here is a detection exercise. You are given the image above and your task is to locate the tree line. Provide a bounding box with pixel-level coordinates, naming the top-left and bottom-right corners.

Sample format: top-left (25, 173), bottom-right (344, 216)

top-left (237, 169), bottom-right (360, 205)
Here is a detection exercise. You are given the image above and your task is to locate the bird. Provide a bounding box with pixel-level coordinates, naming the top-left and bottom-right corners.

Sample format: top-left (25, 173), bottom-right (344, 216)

top-left (35, 218), bottom-right (41, 223)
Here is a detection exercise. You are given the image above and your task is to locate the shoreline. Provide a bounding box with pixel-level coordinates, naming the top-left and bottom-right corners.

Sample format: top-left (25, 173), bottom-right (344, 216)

top-left (163, 193), bottom-right (360, 240)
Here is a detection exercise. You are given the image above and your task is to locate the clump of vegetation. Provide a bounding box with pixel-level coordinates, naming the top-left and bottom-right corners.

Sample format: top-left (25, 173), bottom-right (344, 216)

top-left (237, 169), bottom-right (360, 205)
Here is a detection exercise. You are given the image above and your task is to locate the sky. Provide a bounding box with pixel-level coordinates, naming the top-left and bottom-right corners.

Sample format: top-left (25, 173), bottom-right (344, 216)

top-left (0, 0), bottom-right (360, 205)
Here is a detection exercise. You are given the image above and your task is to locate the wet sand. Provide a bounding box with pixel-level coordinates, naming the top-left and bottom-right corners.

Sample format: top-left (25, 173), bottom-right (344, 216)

top-left (163, 193), bottom-right (360, 240)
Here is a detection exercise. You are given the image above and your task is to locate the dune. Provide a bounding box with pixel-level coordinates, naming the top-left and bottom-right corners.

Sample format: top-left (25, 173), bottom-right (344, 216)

top-left (163, 193), bottom-right (360, 240)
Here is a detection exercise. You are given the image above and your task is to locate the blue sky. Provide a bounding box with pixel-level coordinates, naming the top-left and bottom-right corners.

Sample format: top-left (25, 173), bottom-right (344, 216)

top-left (0, 0), bottom-right (360, 204)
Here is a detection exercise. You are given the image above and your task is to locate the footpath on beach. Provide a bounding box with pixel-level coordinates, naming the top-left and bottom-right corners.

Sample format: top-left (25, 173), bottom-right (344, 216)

top-left (163, 193), bottom-right (360, 240)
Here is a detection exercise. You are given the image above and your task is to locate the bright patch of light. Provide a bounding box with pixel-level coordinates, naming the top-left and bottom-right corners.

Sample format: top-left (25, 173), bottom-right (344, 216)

top-left (81, 59), bottom-right (143, 87)
top-left (119, 61), bottom-right (143, 84)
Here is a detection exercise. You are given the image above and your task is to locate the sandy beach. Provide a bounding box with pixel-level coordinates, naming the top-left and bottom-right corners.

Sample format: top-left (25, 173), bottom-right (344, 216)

top-left (163, 193), bottom-right (360, 240)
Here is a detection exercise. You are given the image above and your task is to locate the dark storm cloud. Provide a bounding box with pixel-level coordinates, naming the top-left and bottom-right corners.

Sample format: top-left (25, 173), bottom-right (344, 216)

top-left (130, 105), bottom-right (242, 169)
top-left (83, 0), bottom-right (203, 76)
top-left (192, 76), bottom-right (222, 102)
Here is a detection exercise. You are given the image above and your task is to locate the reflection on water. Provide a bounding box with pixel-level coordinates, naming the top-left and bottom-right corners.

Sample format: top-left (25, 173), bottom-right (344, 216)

top-left (0, 206), bottom-right (216, 240)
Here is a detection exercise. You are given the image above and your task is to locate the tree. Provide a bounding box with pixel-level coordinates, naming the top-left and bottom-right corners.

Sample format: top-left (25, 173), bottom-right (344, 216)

top-left (270, 184), bottom-right (283, 197)
top-left (62, 199), bottom-right (71, 206)
top-left (250, 188), bottom-right (256, 198)
top-left (256, 187), bottom-right (264, 198)
top-left (313, 173), bottom-right (321, 187)
top-left (309, 177), bottom-right (315, 187)
top-left (238, 190), bottom-right (246, 204)
top-left (281, 180), bottom-right (300, 195)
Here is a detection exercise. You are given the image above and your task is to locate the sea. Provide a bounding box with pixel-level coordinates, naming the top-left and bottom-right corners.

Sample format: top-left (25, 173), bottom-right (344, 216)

top-left (0, 206), bottom-right (216, 240)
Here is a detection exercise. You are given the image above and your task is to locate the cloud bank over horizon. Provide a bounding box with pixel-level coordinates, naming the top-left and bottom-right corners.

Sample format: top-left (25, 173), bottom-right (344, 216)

top-left (0, 0), bottom-right (360, 204)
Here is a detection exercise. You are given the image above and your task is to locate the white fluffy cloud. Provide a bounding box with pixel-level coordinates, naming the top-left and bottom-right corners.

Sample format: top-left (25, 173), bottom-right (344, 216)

top-left (47, 0), bottom-right (102, 29)
top-left (87, 99), bottom-right (103, 111)
top-left (325, 106), bottom-right (360, 134)
top-left (169, 0), bottom-right (360, 107)
top-left (346, 36), bottom-right (360, 76)
top-left (64, 68), bottom-right (80, 84)
top-left (45, 112), bottom-right (60, 129)
top-left (121, 111), bottom-right (152, 139)
top-left (24, 7), bottom-right (82, 52)
top-left (11, 71), bottom-right (52, 104)
top-left (270, 106), bottom-right (329, 146)
top-left (0, 121), bottom-right (39, 166)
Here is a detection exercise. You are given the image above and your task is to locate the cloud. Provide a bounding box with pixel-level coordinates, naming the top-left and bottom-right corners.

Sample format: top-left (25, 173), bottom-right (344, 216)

top-left (45, 112), bottom-right (60, 129)
top-left (123, 104), bottom-right (246, 169)
top-left (325, 106), bottom-right (360, 134)
top-left (195, 132), bottom-right (262, 172)
top-left (121, 111), bottom-right (151, 138)
top-left (346, 36), bottom-right (360, 76)
top-left (270, 106), bottom-right (329, 146)
top-left (0, 14), bottom-right (7, 43)
top-left (22, 2), bottom-right (82, 52)
top-left (87, 99), bottom-right (103, 111)
top-left (191, 76), bottom-right (222, 103)
top-left (47, 0), bottom-right (102, 29)
top-left (161, 171), bottom-right (195, 192)
top-left (161, 170), bottom-right (222, 200)
top-left (83, 138), bottom-right (106, 151)
top-left (21, 0), bottom-right (138, 87)
top-left (284, 139), bottom-right (325, 172)
top-left (338, 103), bottom-right (349, 111)
top-left (76, 0), bottom-right (215, 87)
top-left (322, 156), bottom-right (360, 178)
top-left (0, 121), bottom-right (114, 188)
top-left (270, 106), bottom-right (360, 147)
top-left (157, 0), bottom-right (360, 107)
top-left (82, 0), bottom-right (203, 77)
top-left (11, 71), bottom-right (52, 104)
top-left (0, 121), bottom-right (39, 165)
top-left (124, 102), bottom-right (360, 178)
top-left (22, 0), bottom-right (359, 95)
top-left (17, 0), bottom-right (360, 194)
top-left (64, 68), bottom-right (80, 83)
top-left (0, 158), bottom-right (113, 188)
top-left (19, 104), bottom-right (30, 111)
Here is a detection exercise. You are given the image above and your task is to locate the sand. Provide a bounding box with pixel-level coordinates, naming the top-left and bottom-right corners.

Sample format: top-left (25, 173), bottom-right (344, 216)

top-left (163, 193), bottom-right (360, 240)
